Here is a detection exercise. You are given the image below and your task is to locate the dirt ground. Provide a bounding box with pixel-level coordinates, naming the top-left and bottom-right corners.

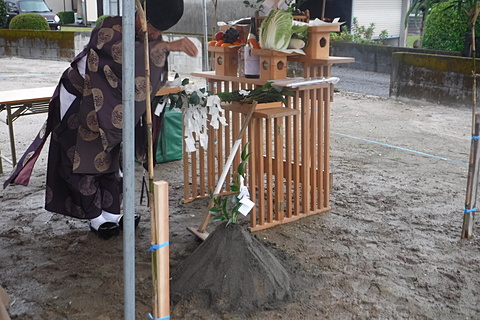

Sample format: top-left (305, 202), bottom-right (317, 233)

top-left (1, 57), bottom-right (480, 319)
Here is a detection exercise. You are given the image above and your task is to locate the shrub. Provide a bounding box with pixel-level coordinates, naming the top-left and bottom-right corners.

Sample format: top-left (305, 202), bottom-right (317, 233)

top-left (58, 11), bottom-right (75, 24)
top-left (95, 15), bottom-right (112, 27)
top-left (9, 13), bottom-right (49, 30)
top-left (422, 1), bottom-right (480, 51)
top-left (330, 17), bottom-right (389, 44)
top-left (0, 0), bottom-right (7, 29)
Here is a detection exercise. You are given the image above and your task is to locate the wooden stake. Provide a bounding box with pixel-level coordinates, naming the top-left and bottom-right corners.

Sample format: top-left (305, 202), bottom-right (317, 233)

top-left (153, 181), bottom-right (170, 319)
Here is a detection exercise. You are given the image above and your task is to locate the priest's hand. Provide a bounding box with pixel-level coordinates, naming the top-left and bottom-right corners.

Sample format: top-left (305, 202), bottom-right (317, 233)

top-left (167, 38), bottom-right (199, 57)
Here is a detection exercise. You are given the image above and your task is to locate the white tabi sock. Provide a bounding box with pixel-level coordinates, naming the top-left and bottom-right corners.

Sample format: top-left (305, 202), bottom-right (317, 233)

top-left (101, 210), bottom-right (122, 223)
top-left (90, 215), bottom-right (107, 230)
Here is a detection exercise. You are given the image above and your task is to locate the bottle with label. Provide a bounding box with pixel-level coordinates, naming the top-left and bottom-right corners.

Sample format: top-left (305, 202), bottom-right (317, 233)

top-left (244, 17), bottom-right (260, 79)
top-left (237, 46), bottom-right (245, 77)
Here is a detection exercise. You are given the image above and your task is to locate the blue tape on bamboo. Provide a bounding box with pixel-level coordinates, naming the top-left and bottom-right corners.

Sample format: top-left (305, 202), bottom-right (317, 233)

top-left (148, 241), bottom-right (170, 252)
top-left (463, 207), bottom-right (477, 214)
top-left (149, 313), bottom-right (170, 320)
top-left (470, 136), bottom-right (480, 140)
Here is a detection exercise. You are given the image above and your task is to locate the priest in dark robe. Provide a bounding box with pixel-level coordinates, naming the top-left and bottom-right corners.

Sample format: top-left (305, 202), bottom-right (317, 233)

top-left (3, 0), bottom-right (198, 239)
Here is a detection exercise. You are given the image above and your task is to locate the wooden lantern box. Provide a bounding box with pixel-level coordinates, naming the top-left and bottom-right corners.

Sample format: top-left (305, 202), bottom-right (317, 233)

top-left (304, 25), bottom-right (341, 59)
top-left (251, 48), bottom-right (290, 81)
top-left (209, 46), bottom-right (241, 77)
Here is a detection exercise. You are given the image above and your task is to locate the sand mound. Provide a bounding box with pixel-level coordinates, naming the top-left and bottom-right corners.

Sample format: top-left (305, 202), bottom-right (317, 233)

top-left (171, 222), bottom-right (291, 313)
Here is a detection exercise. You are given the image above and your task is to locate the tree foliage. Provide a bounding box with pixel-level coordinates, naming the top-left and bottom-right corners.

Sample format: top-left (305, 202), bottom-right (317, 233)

top-left (422, 1), bottom-right (480, 51)
top-left (0, 0), bottom-right (7, 29)
top-left (407, 0), bottom-right (480, 37)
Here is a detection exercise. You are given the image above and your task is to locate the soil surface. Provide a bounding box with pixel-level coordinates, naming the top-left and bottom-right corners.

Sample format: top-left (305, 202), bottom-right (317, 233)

top-left (1, 57), bottom-right (480, 319)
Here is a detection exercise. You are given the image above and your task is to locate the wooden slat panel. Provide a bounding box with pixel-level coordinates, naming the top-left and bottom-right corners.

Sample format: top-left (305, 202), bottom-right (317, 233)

top-left (324, 86), bottom-right (331, 206)
top-left (285, 95), bottom-right (293, 219)
top-left (199, 135), bottom-right (206, 197)
top-left (317, 87), bottom-right (324, 209)
top-left (248, 119), bottom-right (258, 227)
top-left (224, 102), bottom-right (232, 190)
top-left (300, 89), bottom-right (310, 214)
top-left (217, 118), bottom-right (224, 190)
top-left (256, 118), bottom-right (265, 225)
top-left (191, 149), bottom-right (198, 198)
top-left (266, 119), bottom-right (273, 223)
top-left (274, 117), bottom-right (284, 221)
top-left (231, 108), bottom-right (241, 190)
top-left (183, 120), bottom-right (190, 202)
top-left (293, 91), bottom-right (301, 216)
top-left (310, 87), bottom-right (318, 211)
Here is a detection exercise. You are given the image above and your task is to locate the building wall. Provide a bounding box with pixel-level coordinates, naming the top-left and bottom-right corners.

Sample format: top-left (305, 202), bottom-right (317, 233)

top-left (45, 0), bottom-right (73, 15)
top-left (46, 0), bottom-right (257, 32)
top-left (353, 0), bottom-right (403, 38)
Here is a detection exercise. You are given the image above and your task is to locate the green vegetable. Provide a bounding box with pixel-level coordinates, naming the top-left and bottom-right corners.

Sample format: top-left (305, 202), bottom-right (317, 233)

top-left (291, 23), bottom-right (309, 43)
top-left (288, 38), bottom-right (305, 49)
top-left (216, 82), bottom-right (294, 104)
top-left (258, 9), bottom-right (308, 51)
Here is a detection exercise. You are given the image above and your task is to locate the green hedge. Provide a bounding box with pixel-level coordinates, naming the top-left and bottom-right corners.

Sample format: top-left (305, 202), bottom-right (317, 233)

top-left (9, 13), bottom-right (49, 30)
top-left (95, 15), bottom-right (112, 27)
top-left (0, 0), bottom-right (7, 29)
top-left (423, 1), bottom-right (480, 52)
top-left (58, 11), bottom-right (75, 25)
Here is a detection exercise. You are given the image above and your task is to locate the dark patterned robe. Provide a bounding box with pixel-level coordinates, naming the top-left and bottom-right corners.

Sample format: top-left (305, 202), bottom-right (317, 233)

top-left (3, 16), bottom-right (169, 219)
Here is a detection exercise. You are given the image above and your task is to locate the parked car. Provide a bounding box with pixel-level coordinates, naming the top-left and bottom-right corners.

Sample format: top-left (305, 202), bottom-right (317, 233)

top-left (4, 0), bottom-right (60, 30)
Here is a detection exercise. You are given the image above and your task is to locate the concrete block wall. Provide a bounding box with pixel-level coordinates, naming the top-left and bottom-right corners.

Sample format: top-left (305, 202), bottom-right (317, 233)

top-left (0, 30), bottom-right (204, 75)
top-left (0, 30), bottom-right (79, 60)
top-left (390, 52), bottom-right (479, 107)
top-left (330, 41), bottom-right (462, 74)
top-left (73, 31), bottom-right (92, 56)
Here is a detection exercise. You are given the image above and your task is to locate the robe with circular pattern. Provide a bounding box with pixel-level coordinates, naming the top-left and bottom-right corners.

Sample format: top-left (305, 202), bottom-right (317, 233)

top-left (3, 16), bottom-right (169, 219)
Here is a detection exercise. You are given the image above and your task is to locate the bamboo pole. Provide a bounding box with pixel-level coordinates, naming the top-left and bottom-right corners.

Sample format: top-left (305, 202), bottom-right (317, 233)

top-left (321, 0), bottom-right (326, 20)
top-left (462, 114), bottom-right (480, 239)
top-left (134, 0), bottom-right (154, 236)
top-left (134, 0), bottom-right (160, 313)
top-left (153, 181), bottom-right (170, 319)
top-left (462, 22), bottom-right (479, 239)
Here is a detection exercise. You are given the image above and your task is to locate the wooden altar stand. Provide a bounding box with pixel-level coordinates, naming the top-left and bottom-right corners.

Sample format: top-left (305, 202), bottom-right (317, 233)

top-left (184, 53), bottom-right (353, 232)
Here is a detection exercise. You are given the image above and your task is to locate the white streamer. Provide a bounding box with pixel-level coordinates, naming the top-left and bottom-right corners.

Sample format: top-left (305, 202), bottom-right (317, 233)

top-left (173, 81), bottom-right (227, 153)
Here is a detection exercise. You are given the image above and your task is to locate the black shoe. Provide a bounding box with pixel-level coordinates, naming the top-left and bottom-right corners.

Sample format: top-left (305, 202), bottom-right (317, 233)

top-left (119, 214), bottom-right (141, 230)
top-left (90, 222), bottom-right (121, 240)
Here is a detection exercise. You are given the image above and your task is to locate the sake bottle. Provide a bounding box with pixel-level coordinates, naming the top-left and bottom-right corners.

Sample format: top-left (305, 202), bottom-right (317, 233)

top-left (244, 17), bottom-right (260, 79)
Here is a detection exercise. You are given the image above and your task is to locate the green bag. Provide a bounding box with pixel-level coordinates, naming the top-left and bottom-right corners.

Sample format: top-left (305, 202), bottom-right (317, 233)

top-left (156, 108), bottom-right (183, 163)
